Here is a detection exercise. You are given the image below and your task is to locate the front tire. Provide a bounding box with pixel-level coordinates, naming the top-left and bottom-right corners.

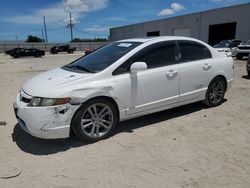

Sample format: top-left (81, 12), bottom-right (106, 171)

top-left (203, 77), bottom-right (226, 107)
top-left (72, 98), bottom-right (118, 142)
top-left (247, 70), bottom-right (250, 77)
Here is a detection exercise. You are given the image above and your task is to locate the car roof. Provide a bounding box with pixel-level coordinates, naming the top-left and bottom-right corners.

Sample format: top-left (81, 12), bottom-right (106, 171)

top-left (117, 36), bottom-right (201, 43)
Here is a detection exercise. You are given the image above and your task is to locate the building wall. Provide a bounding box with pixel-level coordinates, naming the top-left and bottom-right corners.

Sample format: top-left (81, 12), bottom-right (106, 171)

top-left (143, 19), bottom-right (167, 36)
top-left (166, 13), bottom-right (201, 38)
top-left (110, 3), bottom-right (250, 43)
top-left (200, 3), bottom-right (250, 42)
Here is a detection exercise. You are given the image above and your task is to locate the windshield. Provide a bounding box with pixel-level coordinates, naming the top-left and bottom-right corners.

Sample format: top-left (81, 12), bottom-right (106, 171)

top-left (63, 42), bottom-right (142, 73)
top-left (214, 43), bottom-right (230, 48)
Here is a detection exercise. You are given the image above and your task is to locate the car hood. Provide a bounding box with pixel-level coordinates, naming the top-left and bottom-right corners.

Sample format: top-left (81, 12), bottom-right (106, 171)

top-left (22, 67), bottom-right (93, 97)
top-left (215, 47), bottom-right (231, 51)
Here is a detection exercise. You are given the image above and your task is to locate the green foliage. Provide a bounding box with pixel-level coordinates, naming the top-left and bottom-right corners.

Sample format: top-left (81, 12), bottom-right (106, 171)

top-left (70, 38), bottom-right (108, 42)
top-left (70, 38), bottom-right (81, 42)
top-left (26, 35), bottom-right (43, 42)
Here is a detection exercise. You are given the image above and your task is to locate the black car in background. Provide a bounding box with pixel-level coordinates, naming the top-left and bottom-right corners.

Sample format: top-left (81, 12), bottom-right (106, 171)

top-left (10, 48), bottom-right (45, 58)
top-left (247, 54), bottom-right (250, 76)
top-left (5, 47), bottom-right (24, 55)
top-left (50, 45), bottom-right (76, 54)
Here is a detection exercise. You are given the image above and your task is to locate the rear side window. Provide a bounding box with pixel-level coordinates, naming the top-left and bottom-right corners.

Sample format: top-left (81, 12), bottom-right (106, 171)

top-left (178, 41), bottom-right (212, 62)
top-left (113, 41), bottom-right (176, 75)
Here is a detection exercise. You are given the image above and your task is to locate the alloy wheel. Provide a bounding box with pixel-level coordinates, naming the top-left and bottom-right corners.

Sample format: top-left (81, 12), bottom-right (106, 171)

top-left (80, 103), bottom-right (114, 138)
top-left (208, 80), bottom-right (225, 105)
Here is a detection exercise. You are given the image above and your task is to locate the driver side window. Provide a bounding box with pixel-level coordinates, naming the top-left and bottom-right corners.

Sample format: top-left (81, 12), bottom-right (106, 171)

top-left (113, 41), bottom-right (177, 76)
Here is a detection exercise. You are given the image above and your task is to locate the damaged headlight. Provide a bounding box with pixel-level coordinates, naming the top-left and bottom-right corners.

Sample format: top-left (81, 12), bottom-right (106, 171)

top-left (28, 97), bottom-right (71, 107)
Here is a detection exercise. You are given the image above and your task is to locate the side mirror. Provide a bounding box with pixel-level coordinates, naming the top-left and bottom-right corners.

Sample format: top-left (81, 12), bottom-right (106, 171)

top-left (130, 62), bottom-right (147, 74)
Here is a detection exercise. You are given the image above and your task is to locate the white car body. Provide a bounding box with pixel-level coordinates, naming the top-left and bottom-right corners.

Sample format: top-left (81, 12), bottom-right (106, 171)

top-left (236, 41), bottom-right (250, 59)
top-left (14, 36), bottom-right (234, 139)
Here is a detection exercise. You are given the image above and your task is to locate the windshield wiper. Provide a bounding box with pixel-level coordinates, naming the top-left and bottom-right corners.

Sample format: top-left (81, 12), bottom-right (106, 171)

top-left (65, 64), bottom-right (94, 73)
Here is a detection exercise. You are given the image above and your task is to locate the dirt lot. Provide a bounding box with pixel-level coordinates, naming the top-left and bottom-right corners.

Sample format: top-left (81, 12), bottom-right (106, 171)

top-left (0, 53), bottom-right (249, 188)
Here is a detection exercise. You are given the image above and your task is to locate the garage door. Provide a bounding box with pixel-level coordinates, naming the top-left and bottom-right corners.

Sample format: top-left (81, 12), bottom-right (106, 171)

top-left (173, 28), bottom-right (191, 37)
top-left (208, 22), bottom-right (236, 46)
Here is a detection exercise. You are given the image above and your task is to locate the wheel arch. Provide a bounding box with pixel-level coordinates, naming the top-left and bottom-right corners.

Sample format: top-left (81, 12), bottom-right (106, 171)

top-left (210, 74), bottom-right (228, 91)
top-left (70, 95), bottom-right (120, 131)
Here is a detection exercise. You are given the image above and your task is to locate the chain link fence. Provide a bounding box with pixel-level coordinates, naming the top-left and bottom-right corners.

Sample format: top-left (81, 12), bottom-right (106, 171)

top-left (0, 42), bottom-right (110, 53)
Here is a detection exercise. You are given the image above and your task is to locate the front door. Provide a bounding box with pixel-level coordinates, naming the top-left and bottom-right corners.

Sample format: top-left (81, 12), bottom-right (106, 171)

top-left (112, 41), bottom-right (180, 115)
top-left (128, 64), bottom-right (180, 114)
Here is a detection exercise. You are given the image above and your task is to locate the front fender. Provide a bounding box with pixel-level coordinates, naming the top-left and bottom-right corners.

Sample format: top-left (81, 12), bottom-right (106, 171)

top-left (65, 86), bottom-right (115, 105)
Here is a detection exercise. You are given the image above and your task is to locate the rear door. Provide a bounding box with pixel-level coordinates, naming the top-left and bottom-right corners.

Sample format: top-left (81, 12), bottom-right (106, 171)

top-left (177, 40), bottom-right (213, 102)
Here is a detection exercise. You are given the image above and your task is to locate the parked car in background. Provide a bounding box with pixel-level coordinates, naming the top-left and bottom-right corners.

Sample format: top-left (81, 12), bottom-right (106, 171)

top-left (50, 45), bottom-right (76, 54)
top-left (5, 47), bottom-right (24, 55)
top-left (13, 36), bottom-right (234, 142)
top-left (84, 48), bottom-right (94, 55)
top-left (214, 39), bottom-right (242, 57)
top-left (10, 48), bottom-right (45, 58)
top-left (247, 54), bottom-right (250, 76)
top-left (236, 40), bottom-right (250, 60)
top-left (84, 45), bottom-right (107, 56)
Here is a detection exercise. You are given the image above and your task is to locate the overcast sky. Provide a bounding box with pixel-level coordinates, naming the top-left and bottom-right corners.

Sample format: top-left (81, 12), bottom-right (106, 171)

top-left (0, 0), bottom-right (249, 42)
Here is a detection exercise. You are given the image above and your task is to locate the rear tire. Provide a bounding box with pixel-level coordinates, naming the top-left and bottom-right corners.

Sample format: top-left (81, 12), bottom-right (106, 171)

top-left (203, 77), bottom-right (226, 107)
top-left (72, 98), bottom-right (118, 142)
top-left (236, 54), bottom-right (243, 60)
top-left (13, 54), bottom-right (20, 58)
top-left (248, 70), bottom-right (250, 77)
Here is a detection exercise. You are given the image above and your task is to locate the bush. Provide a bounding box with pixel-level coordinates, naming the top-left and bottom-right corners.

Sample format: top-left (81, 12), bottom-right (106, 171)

top-left (70, 38), bottom-right (108, 42)
top-left (26, 35), bottom-right (43, 42)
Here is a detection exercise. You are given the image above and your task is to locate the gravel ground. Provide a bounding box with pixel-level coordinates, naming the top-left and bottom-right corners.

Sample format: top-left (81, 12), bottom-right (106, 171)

top-left (0, 53), bottom-right (249, 188)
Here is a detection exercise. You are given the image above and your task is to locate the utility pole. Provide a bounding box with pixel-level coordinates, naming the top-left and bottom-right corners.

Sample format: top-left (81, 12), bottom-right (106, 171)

top-left (69, 12), bottom-right (73, 41)
top-left (43, 16), bottom-right (48, 43)
top-left (42, 29), bottom-right (45, 42)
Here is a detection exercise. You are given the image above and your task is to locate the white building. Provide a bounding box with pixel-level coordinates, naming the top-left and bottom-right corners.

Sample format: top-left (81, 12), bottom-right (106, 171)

top-left (110, 3), bottom-right (250, 45)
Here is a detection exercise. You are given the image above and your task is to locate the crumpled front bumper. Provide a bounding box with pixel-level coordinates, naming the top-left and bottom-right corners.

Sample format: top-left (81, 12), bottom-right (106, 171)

top-left (13, 92), bottom-right (80, 139)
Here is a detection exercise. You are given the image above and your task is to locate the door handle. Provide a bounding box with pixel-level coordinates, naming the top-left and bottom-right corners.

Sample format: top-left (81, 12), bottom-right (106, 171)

top-left (203, 63), bottom-right (212, 70)
top-left (166, 70), bottom-right (178, 77)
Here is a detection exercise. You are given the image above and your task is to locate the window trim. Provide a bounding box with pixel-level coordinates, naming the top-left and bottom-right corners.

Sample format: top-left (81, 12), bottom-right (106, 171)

top-left (176, 40), bottom-right (212, 63)
top-left (112, 40), bottom-right (179, 76)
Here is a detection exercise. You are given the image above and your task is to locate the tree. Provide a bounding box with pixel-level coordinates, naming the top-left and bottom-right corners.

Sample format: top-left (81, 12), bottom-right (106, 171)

top-left (70, 38), bottom-right (108, 42)
top-left (26, 35), bottom-right (43, 42)
top-left (71, 38), bottom-right (81, 42)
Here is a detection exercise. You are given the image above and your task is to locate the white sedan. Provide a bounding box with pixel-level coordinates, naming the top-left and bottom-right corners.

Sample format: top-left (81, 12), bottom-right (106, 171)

top-left (14, 36), bottom-right (234, 142)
